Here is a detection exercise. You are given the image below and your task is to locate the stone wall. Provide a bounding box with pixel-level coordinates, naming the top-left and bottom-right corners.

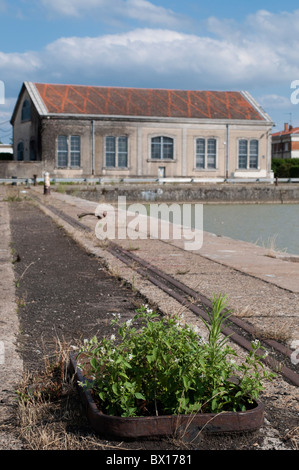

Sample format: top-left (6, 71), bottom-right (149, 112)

top-left (62, 183), bottom-right (299, 204)
top-left (0, 161), bottom-right (44, 178)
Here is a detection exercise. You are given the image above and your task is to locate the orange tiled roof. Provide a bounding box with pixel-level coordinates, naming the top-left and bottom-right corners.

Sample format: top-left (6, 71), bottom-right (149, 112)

top-left (272, 127), bottom-right (299, 137)
top-left (33, 83), bottom-right (265, 121)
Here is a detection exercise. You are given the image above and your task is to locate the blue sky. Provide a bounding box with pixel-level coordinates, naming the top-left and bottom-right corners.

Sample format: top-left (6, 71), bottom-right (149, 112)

top-left (1, 0), bottom-right (299, 142)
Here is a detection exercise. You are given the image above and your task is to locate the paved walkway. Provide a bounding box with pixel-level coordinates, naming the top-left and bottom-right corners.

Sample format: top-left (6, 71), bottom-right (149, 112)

top-left (0, 187), bottom-right (24, 449)
top-left (31, 186), bottom-right (299, 294)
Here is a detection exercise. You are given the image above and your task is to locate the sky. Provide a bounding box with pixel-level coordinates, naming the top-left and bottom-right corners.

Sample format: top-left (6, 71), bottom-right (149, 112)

top-left (1, 0), bottom-right (299, 143)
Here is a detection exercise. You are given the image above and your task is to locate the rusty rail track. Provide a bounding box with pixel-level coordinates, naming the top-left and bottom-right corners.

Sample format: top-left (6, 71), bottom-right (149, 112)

top-left (35, 198), bottom-right (299, 387)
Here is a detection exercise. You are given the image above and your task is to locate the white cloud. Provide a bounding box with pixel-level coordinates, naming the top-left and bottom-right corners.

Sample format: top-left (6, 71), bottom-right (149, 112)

top-left (40, 0), bottom-right (183, 27)
top-left (41, 0), bottom-right (105, 17)
top-left (2, 9), bottom-right (299, 103)
top-left (123, 0), bottom-right (181, 25)
top-left (258, 94), bottom-right (292, 110)
top-left (0, 50), bottom-right (41, 86)
top-left (0, 22), bottom-right (297, 97)
top-left (37, 26), bottom-right (299, 90)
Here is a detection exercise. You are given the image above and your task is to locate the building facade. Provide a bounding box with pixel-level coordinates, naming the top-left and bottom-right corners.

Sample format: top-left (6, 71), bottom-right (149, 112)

top-left (9, 82), bottom-right (274, 180)
top-left (272, 123), bottom-right (299, 159)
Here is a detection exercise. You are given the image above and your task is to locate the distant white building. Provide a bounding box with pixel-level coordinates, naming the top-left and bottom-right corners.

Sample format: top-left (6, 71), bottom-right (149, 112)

top-left (272, 123), bottom-right (299, 159)
top-left (0, 144), bottom-right (13, 154)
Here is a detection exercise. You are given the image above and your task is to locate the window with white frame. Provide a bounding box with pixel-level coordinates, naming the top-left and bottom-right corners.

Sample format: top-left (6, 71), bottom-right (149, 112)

top-left (238, 139), bottom-right (258, 169)
top-left (151, 136), bottom-right (174, 160)
top-left (57, 135), bottom-right (81, 168)
top-left (195, 138), bottom-right (217, 169)
top-left (70, 136), bottom-right (81, 167)
top-left (105, 136), bottom-right (128, 168)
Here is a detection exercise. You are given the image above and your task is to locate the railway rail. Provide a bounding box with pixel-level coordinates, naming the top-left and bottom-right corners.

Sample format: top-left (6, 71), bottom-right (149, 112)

top-left (34, 197), bottom-right (299, 388)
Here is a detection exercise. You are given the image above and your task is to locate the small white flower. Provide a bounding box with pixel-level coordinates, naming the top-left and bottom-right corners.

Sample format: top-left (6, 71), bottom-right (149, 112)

top-left (126, 319), bottom-right (133, 327)
top-left (111, 334), bottom-right (116, 341)
top-left (190, 325), bottom-right (200, 334)
top-left (128, 354), bottom-right (133, 361)
top-left (112, 313), bottom-right (121, 318)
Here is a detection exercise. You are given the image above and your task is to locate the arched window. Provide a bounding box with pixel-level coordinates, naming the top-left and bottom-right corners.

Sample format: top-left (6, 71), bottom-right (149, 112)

top-left (21, 99), bottom-right (31, 121)
top-left (151, 136), bottom-right (174, 160)
top-left (17, 142), bottom-right (24, 161)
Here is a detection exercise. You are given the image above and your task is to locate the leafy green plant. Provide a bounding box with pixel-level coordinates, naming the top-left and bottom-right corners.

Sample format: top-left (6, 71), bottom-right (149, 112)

top-left (272, 158), bottom-right (299, 177)
top-left (76, 295), bottom-right (275, 417)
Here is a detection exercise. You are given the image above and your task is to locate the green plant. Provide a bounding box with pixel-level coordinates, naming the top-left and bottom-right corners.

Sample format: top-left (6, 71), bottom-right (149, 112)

top-left (271, 158), bottom-right (299, 178)
top-left (289, 165), bottom-right (299, 178)
top-left (77, 295), bottom-right (275, 417)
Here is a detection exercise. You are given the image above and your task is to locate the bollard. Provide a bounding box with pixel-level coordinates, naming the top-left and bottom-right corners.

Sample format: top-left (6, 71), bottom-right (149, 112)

top-left (33, 174), bottom-right (37, 186)
top-left (43, 172), bottom-right (50, 195)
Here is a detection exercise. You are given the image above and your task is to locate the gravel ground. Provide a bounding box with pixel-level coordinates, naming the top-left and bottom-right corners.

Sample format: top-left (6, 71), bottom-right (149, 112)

top-left (0, 189), bottom-right (298, 451)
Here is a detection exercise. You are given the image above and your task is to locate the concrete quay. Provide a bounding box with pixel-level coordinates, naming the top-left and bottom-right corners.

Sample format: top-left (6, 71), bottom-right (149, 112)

top-left (32, 186), bottom-right (299, 294)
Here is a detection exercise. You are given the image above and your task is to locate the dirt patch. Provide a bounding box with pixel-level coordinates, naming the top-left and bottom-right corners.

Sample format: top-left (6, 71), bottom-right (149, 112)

top-left (10, 201), bottom-right (142, 371)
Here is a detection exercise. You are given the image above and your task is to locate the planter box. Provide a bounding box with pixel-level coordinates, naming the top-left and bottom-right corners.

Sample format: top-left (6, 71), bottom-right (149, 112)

top-left (69, 355), bottom-right (264, 439)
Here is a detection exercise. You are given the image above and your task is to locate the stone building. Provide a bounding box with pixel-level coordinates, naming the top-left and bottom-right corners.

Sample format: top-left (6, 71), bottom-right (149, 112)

top-left (8, 81), bottom-right (274, 180)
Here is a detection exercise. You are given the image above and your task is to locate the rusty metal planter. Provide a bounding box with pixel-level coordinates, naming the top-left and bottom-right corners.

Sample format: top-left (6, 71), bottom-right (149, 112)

top-left (69, 355), bottom-right (264, 439)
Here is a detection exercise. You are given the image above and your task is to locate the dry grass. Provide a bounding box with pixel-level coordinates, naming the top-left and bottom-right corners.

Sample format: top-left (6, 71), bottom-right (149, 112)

top-left (253, 323), bottom-right (292, 344)
top-left (15, 340), bottom-right (86, 450)
top-left (14, 339), bottom-right (146, 450)
top-left (284, 427), bottom-right (299, 450)
top-left (261, 234), bottom-right (287, 258)
top-left (259, 327), bottom-right (291, 343)
top-left (233, 305), bottom-right (256, 318)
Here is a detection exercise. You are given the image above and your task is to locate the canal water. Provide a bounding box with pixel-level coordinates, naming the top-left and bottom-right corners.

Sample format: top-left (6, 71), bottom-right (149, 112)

top-left (202, 204), bottom-right (299, 256)
top-left (143, 203), bottom-right (299, 256)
